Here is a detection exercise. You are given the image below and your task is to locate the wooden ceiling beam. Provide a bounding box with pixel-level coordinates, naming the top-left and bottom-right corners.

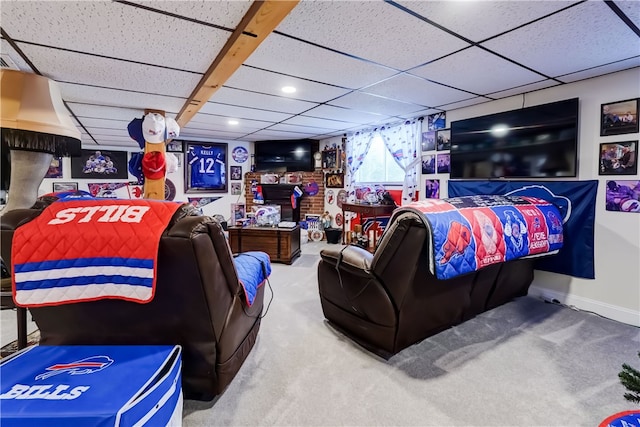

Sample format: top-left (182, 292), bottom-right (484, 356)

top-left (175, 0), bottom-right (299, 128)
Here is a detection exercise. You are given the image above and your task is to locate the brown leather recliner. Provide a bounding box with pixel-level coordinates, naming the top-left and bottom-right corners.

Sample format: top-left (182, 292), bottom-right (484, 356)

top-left (317, 210), bottom-right (535, 359)
top-left (0, 205), bottom-right (265, 401)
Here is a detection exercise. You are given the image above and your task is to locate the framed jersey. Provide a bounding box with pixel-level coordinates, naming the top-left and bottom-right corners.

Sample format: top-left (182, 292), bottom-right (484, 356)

top-left (185, 142), bottom-right (228, 193)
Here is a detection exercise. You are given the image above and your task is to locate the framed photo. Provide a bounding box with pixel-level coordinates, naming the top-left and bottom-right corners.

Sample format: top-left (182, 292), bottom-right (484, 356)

top-left (421, 131), bottom-right (435, 152)
top-left (166, 140), bottom-right (184, 152)
top-left (422, 154), bottom-right (436, 174)
top-left (230, 182), bottom-right (242, 195)
top-left (231, 203), bottom-right (246, 222)
top-left (606, 180), bottom-right (640, 213)
top-left (45, 156), bottom-right (63, 178)
top-left (185, 142), bottom-right (227, 193)
top-left (436, 128), bottom-right (451, 151)
top-left (325, 171), bottom-right (344, 188)
top-left (427, 112), bottom-right (446, 131)
top-left (71, 149), bottom-right (129, 179)
top-left (52, 182), bottom-right (78, 192)
top-left (230, 165), bottom-right (242, 180)
top-left (600, 98), bottom-right (639, 136)
top-left (605, 180), bottom-right (640, 212)
top-left (321, 149), bottom-right (340, 169)
top-left (599, 141), bottom-right (637, 175)
top-left (437, 153), bottom-right (450, 173)
top-left (425, 179), bottom-right (440, 199)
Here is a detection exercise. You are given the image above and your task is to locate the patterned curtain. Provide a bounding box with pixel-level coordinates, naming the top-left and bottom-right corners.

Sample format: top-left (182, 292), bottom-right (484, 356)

top-left (345, 129), bottom-right (375, 203)
top-left (377, 119), bottom-right (421, 204)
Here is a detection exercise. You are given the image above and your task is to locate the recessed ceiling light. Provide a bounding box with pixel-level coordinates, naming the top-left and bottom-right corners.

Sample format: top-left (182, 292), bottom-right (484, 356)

top-left (228, 119), bottom-right (239, 125)
top-left (281, 86), bottom-right (296, 94)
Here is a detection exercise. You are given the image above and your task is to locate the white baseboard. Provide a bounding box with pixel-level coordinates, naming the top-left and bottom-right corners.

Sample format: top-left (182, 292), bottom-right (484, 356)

top-left (528, 285), bottom-right (640, 327)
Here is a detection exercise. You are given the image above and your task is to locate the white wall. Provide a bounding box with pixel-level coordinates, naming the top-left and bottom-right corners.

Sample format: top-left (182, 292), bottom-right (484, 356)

top-left (434, 68), bottom-right (640, 326)
top-left (39, 139), bottom-right (253, 224)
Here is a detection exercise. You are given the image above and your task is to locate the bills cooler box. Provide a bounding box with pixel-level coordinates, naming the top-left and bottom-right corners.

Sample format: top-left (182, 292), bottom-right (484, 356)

top-left (0, 345), bottom-right (182, 427)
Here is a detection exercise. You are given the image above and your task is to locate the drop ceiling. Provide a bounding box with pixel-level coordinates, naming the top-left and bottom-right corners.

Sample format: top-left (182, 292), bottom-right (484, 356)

top-left (1, 0), bottom-right (639, 149)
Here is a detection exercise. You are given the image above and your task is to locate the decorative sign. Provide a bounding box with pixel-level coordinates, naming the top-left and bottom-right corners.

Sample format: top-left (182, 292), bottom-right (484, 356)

top-left (188, 197), bottom-right (222, 209)
top-left (326, 189), bottom-right (335, 204)
top-left (231, 146), bottom-right (249, 163)
top-left (87, 182), bottom-right (130, 198)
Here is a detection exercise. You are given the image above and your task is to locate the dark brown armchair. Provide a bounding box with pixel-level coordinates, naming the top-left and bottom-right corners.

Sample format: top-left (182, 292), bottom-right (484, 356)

top-left (317, 210), bottom-right (535, 359)
top-left (1, 205), bottom-right (265, 401)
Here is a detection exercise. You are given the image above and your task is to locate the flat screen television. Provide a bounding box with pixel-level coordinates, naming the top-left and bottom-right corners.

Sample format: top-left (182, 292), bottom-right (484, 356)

top-left (254, 139), bottom-right (318, 172)
top-left (449, 98), bottom-right (579, 179)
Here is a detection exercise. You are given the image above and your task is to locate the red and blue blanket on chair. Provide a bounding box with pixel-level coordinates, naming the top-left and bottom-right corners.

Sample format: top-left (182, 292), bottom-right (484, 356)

top-left (398, 195), bottom-right (564, 280)
top-left (11, 196), bottom-right (183, 307)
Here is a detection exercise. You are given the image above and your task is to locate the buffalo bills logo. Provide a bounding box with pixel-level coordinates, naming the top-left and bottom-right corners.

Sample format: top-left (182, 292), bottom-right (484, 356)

top-left (35, 356), bottom-right (114, 380)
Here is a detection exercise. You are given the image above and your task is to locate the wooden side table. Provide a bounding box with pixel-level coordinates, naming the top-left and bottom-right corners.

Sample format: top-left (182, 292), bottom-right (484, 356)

top-left (341, 203), bottom-right (396, 244)
top-left (228, 226), bottom-right (301, 264)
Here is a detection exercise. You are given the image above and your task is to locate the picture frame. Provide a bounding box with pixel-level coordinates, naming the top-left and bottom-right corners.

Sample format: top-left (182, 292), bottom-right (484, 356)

top-left (437, 153), bottom-right (451, 174)
top-left (71, 149), bottom-right (129, 179)
top-left (605, 180), bottom-right (640, 212)
top-left (185, 142), bottom-right (228, 193)
top-left (421, 131), bottom-right (435, 152)
top-left (436, 128), bottom-right (451, 151)
top-left (230, 165), bottom-right (242, 180)
top-left (45, 156), bottom-right (63, 178)
top-left (599, 141), bottom-right (638, 176)
top-left (166, 139), bottom-right (184, 152)
top-left (321, 148), bottom-right (340, 170)
top-left (422, 154), bottom-right (436, 174)
top-left (427, 112), bottom-right (446, 131)
top-left (52, 182), bottom-right (78, 192)
top-left (425, 179), bottom-right (440, 199)
top-left (600, 98), bottom-right (639, 136)
top-left (325, 171), bottom-right (344, 188)
top-left (230, 182), bottom-right (242, 196)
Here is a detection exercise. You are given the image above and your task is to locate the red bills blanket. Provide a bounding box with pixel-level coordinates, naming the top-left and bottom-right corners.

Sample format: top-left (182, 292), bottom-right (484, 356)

top-left (11, 197), bottom-right (183, 307)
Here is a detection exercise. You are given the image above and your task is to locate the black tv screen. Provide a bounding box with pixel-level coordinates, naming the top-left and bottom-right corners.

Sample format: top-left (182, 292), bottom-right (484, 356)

top-left (450, 98), bottom-right (579, 179)
top-left (254, 139), bottom-right (318, 172)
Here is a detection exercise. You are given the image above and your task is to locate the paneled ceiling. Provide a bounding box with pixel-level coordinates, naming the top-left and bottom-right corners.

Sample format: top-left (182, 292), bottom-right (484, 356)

top-left (1, 0), bottom-right (639, 149)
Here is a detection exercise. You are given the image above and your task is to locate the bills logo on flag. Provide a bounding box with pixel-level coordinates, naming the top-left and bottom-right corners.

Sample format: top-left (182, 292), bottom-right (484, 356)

top-left (35, 356), bottom-right (113, 380)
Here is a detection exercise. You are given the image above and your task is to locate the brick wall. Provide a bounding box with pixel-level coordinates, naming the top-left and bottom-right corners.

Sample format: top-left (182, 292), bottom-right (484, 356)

top-left (244, 171), bottom-right (325, 219)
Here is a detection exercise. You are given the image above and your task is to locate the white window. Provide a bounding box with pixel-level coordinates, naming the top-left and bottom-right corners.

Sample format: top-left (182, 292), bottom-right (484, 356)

top-left (354, 134), bottom-right (404, 184)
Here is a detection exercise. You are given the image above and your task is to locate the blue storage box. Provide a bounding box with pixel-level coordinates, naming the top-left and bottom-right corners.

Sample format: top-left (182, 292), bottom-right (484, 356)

top-left (0, 345), bottom-right (182, 427)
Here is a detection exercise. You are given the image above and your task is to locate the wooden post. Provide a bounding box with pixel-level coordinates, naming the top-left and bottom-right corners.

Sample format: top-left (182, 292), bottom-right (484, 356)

top-left (143, 109), bottom-right (166, 200)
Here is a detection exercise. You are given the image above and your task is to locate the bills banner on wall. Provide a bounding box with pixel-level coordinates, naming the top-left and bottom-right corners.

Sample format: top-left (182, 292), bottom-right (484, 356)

top-left (448, 180), bottom-right (597, 279)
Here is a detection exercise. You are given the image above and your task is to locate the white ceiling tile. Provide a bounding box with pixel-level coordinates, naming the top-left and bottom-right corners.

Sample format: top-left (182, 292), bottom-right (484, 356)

top-left (276, 1), bottom-right (469, 70)
top-left (482, 1), bottom-right (640, 78)
top-left (615, 0), bottom-right (640, 30)
top-left (59, 83), bottom-right (186, 112)
top-left (396, 1), bottom-right (575, 43)
top-left (363, 73), bottom-right (473, 108)
top-left (188, 113), bottom-right (270, 131)
top-left (18, 43), bottom-right (201, 98)
top-left (245, 33), bottom-right (398, 89)
top-left (0, 40), bottom-right (33, 72)
top-left (1, 1), bottom-right (229, 73)
top-left (303, 105), bottom-right (393, 124)
top-left (210, 87), bottom-right (318, 115)
top-left (224, 66), bottom-right (352, 103)
top-left (129, 1), bottom-right (251, 28)
top-left (199, 102), bottom-right (293, 123)
top-left (249, 129), bottom-right (322, 141)
top-left (282, 115), bottom-right (361, 130)
top-left (68, 104), bottom-right (145, 122)
top-left (267, 123), bottom-right (332, 134)
top-left (76, 117), bottom-right (130, 130)
top-left (487, 80), bottom-right (562, 100)
top-left (439, 97), bottom-right (493, 111)
top-left (558, 60), bottom-right (640, 84)
top-left (83, 127), bottom-right (131, 138)
top-left (410, 47), bottom-right (545, 95)
top-left (180, 129), bottom-right (248, 139)
top-left (329, 92), bottom-right (429, 117)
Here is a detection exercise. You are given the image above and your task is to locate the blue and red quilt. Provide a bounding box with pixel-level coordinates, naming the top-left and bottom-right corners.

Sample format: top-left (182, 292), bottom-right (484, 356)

top-left (399, 195), bottom-right (564, 280)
